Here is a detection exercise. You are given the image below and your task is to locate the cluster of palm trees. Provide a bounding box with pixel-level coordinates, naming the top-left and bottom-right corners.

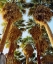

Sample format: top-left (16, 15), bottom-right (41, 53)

top-left (0, 0), bottom-right (53, 64)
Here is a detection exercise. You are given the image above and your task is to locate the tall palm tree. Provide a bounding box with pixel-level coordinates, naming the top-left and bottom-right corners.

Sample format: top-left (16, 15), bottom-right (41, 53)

top-left (7, 25), bottom-right (22, 64)
top-left (33, 5), bottom-right (53, 47)
top-left (0, 2), bottom-right (22, 52)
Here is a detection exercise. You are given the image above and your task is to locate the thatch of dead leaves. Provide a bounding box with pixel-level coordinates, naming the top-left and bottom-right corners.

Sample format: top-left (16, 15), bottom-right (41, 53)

top-left (2, 2), bottom-right (22, 22)
top-left (23, 44), bottom-right (34, 57)
top-left (8, 25), bottom-right (22, 42)
top-left (33, 5), bottom-right (52, 22)
top-left (30, 25), bottom-right (42, 41)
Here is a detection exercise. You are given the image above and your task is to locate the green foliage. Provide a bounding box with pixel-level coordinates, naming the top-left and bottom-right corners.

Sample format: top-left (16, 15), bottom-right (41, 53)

top-left (31, 0), bottom-right (39, 3)
top-left (20, 36), bottom-right (34, 47)
top-left (26, 19), bottom-right (36, 30)
top-left (0, 1), bottom-right (5, 9)
top-left (0, 0), bottom-right (7, 2)
top-left (15, 51), bottom-right (21, 56)
top-left (14, 20), bottom-right (26, 31)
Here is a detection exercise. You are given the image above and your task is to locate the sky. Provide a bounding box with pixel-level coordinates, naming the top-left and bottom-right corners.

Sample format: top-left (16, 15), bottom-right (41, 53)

top-left (0, 0), bottom-right (53, 54)
top-left (26, 0), bottom-right (31, 3)
top-left (48, 17), bottom-right (53, 33)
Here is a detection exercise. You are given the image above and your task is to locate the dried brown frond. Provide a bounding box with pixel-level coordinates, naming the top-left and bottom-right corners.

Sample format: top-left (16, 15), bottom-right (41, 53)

top-left (8, 42), bottom-right (17, 55)
top-left (28, 4), bottom-right (39, 16)
top-left (30, 25), bottom-right (42, 41)
top-left (28, 61), bottom-right (34, 64)
top-left (41, 54), bottom-right (53, 63)
top-left (2, 2), bottom-right (22, 22)
top-left (23, 44), bottom-right (34, 57)
top-left (28, 8), bottom-right (35, 15)
top-left (8, 25), bottom-right (22, 42)
top-left (39, 38), bottom-right (49, 54)
top-left (33, 5), bottom-right (52, 22)
top-left (7, 55), bottom-right (14, 64)
top-left (7, 55), bottom-right (21, 64)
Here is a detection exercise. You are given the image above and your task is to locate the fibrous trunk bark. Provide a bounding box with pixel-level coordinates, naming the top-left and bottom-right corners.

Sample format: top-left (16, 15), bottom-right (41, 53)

top-left (26, 55), bottom-right (29, 64)
top-left (44, 23), bottom-right (53, 46)
top-left (36, 43), bottom-right (41, 64)
top-left (0, 21), bottom-right (12, 52)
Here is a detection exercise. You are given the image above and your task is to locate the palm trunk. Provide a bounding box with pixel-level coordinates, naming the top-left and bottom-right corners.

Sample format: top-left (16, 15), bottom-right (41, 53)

top-left (26, 55), bottom-right (29, 64)
top-left (36, 43), bottom-right (41, 64)
top-left (0, 21), bottom-right (12, 52)
top-left (8, 41), bottom-right (15, 55)
top-left (44, 23), bottom-right (53, 46)
top-left (34, 18), bottom-right (53, 47)
top-left (7, 42), bottom-right (15, 64)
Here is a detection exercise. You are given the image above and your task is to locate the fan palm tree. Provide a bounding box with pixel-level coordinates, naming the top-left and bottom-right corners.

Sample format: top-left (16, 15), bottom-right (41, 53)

top-left (33, 4), bottom-right (53, 47)
top-left (6, 25), bottom-right (22, 64)
top-left (0, 1), bottom-right (22, 52)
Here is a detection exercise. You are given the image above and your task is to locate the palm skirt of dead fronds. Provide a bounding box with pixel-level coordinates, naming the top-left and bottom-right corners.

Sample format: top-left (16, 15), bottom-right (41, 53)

top-left (2, 2), bottom-right (22, 22)
top-left (33, 5), bottom-right (52, 22)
